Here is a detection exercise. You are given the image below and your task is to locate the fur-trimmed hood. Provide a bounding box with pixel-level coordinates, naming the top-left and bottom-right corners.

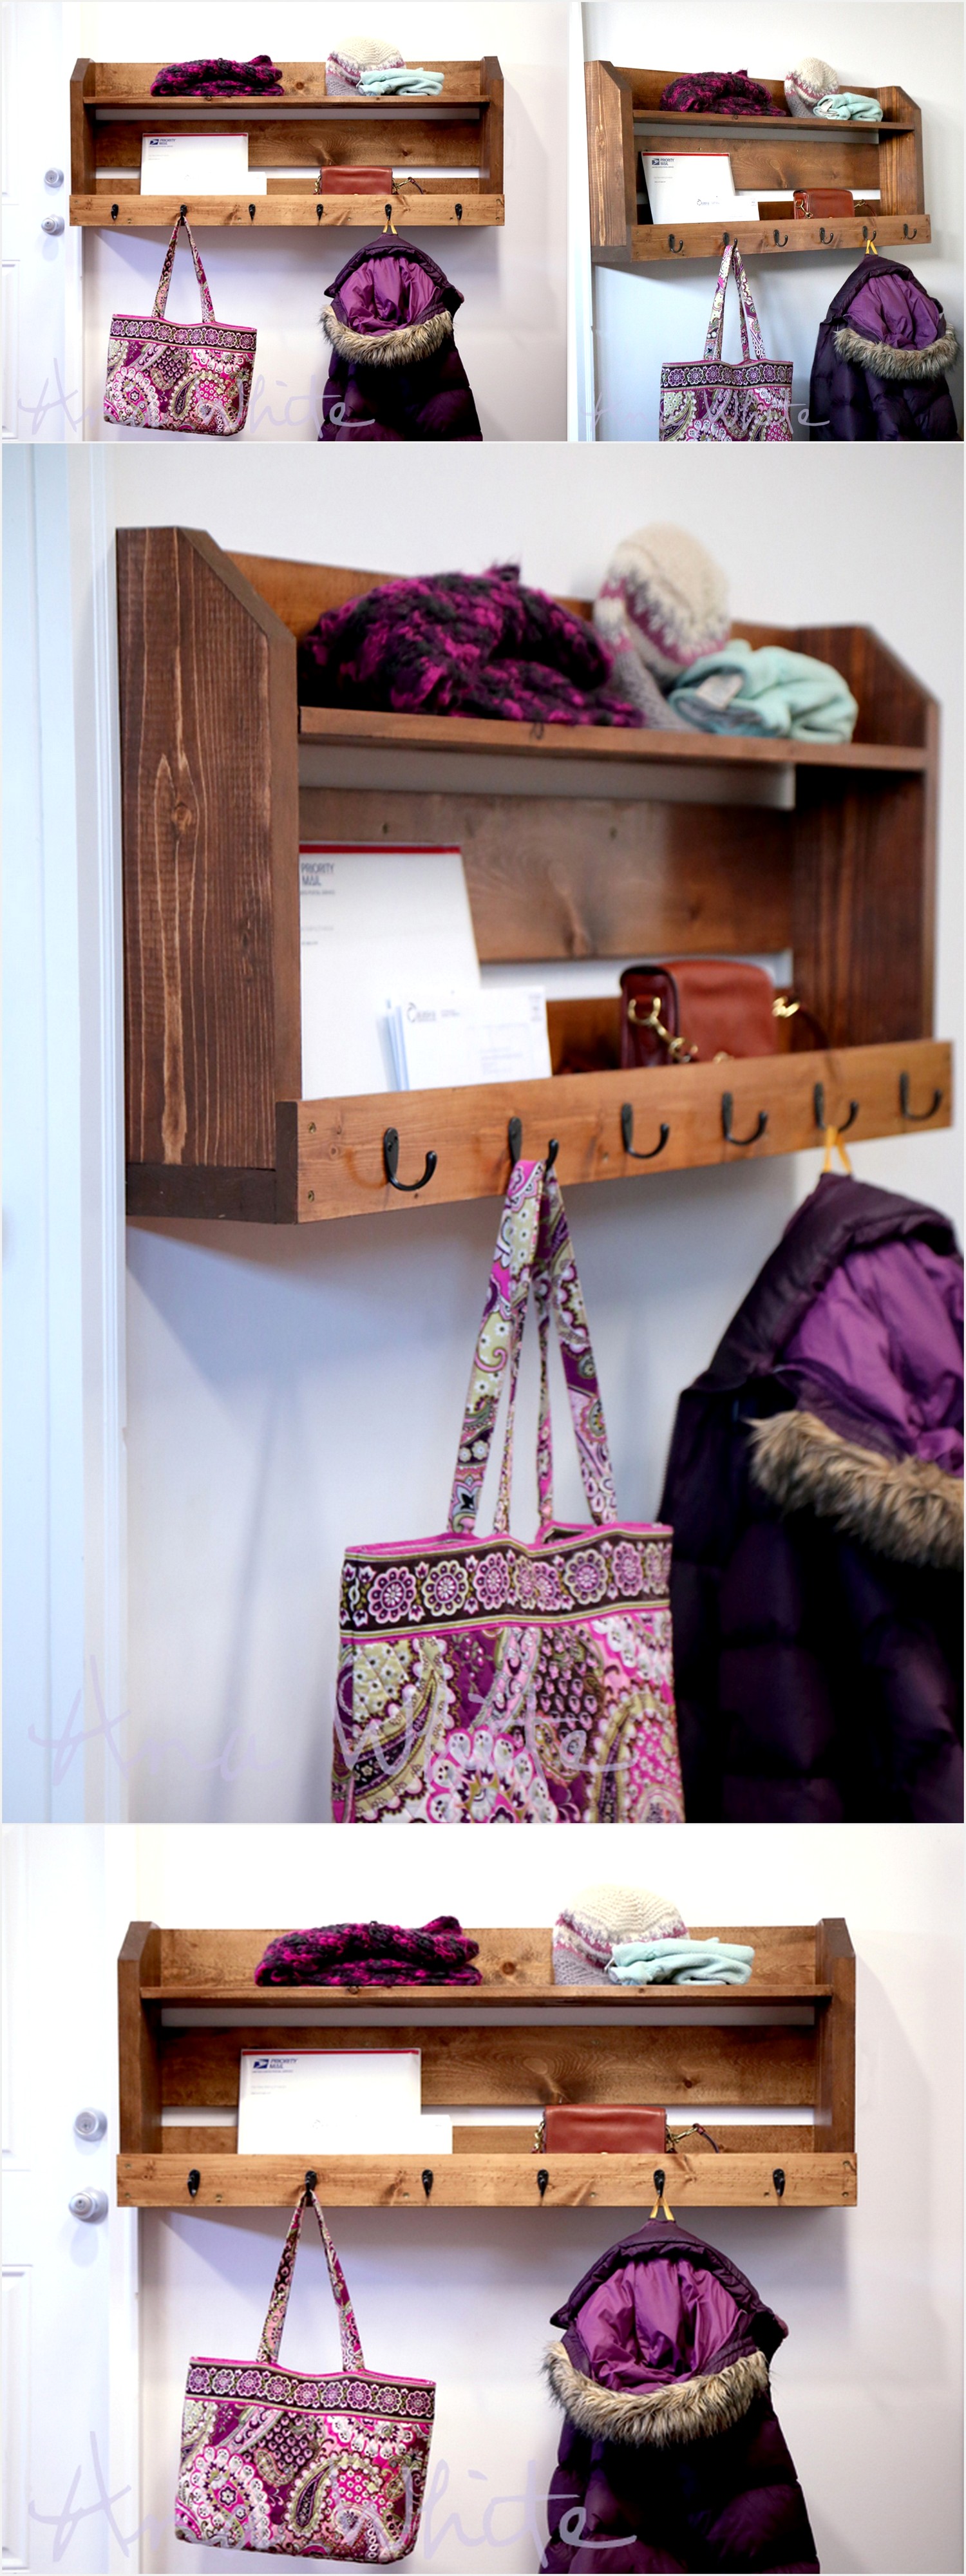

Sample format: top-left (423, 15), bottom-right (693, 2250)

top-left (833, 319), bottom-right (958, 381)
top-left (544, 2337), bottom-right (770, 2449)
top-left (321, 236), bottom-right (463, 371)
top-left (321, 302), bottom-right (455, 368)
top-left (750, 1408), bottom-right (964, 1570)
top-left (544, 2219), bottom-right (784, 2453)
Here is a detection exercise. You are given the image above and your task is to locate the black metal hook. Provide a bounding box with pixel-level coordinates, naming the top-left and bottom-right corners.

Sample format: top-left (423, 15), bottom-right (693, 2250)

top-left (111, 202), bottom-right (119, 221)
top-left (536, 2166), bottom-right (549, 2201)
top-left (305, 2170), bottom-right (317, 2193)
top-left (818, 227), bottom-right (837, 245)
top-left (900, 1072), bottom-right (943, 1122)
top-left (455, 201), bottom-right (463, 222)
top-left (421, 2168), bottom-right (434, 2200)
top-left (507, 1116), bottom-right (522, 1168)
top-left (862, 225), bottom-right (878, 245)
top-left (621, 1103), bottom-right (670, 1162)
top-left (653, 2168), bottom-right (666, 2201)
top-left (187, 2169), bottom-right (200, 2197)
top-left (902, 223), bottom-right (918, 240)
top-left (249, 203), bottom-right (256, 222)
top-left (179, 203), bottom-right (188, 220)
top-left (773, 2168), bottom-right (786, 2201)
top-left (316, 202), bottom-right (324, 219)
top-left (668, 234), bottom-right (685, 254)
top-left (545, 1138), bottom-right (560, 1174)
top-left (773, 229), bottom-right (789, 247)
top-left (383, 1128), bottom-right (438, 1193)
top-left (813, 1084), bottom-right (859, 1135)
top-left (721, 1093), bottom-right (768, 1148)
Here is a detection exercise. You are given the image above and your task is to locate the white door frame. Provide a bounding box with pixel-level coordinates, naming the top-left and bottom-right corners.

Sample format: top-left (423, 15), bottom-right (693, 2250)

top-left (3, 447), bottom-right (128, 1822)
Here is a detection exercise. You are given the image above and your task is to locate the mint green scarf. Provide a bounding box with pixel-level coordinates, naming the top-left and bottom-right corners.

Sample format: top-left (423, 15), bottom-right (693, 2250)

top-left (815, 90), bottom-right (884, 122)
top-left (607, 1939), bottom-right (755, 1986)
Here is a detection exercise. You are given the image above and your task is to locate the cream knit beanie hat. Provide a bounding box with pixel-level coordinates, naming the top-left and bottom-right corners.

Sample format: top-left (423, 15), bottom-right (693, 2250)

top-left (553, 1884), bottom-right (688, 1984)
top-left (594, 526), bottom-right (730, 696)
top-left (784, 57), bottom-right (840, 115)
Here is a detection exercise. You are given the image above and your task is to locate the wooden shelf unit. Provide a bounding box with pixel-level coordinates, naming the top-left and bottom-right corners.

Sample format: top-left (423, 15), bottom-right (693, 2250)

top-left (585, 62), bottom-right (930, 266)
top-left (117, 527), bottom-right (950, 1226)
top-left (70, 58), bottom-right (504, 229)
top-left (117, 1920), bottom-right (857, 2211)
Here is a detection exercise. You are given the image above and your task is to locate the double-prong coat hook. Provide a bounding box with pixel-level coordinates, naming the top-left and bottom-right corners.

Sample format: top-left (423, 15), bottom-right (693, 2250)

top-left (772, 2168), bottom-right (786, 2201)
top-left (621, 1103), bottom-right (670, 1162)
top-left (187, 2168), bottom-right (201, 2197)
top-left (900, 1072), bottom-right (943, 1122)
top-left (383, 1128), bottom-right (438, 1193)
top-left (813, 1084), bottom-right (858, 1135)
top-left (421, 2168), bottom-right (434, 2200)
top-left (536, 2167), bottom-right (549, 2201)
top-left (305, 2170), bottom-right (318, 2193)
top-left (721, 1093), bottom-right (768, 1148)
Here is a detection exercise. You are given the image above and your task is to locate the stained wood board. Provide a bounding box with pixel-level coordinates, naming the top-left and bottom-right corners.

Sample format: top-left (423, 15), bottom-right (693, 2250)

top-left (117, 2150), bottom-right (858, 2208)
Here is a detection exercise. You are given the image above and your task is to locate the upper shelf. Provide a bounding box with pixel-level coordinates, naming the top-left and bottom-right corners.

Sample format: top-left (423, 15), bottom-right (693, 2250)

top-left (585, 62), bottom-right (930, 265)
top-left (70, 55), bottom-right (505, 228)
top-left (298, 705), bottom-right (930, 772)
top-left (137, 1922), bottom-right (835, 2010)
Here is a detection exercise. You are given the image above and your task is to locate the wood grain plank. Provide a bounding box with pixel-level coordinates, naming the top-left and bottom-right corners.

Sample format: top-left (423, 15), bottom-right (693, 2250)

top-left (297, 784), bottom-right (792, 965)
top-left (793, 777), bottom-right (933, 1045)
top-left (117, 2150), bottom-right (857, 2208)
top-left (297, 705), bottom-right (928, 769)
top-left (815, 1920), bottom-right (856, 2154)
top-left (158, 2022), bottom-right (817, 2109)
top-left (585, 61), bottom-right (635, 246)
top-left (284, 1042), bottom-right (952, 1222)
top-left (118, 1922), bottom-right (162, 2154)
top-left (71, 193), bottom-right (504, 228)
top-left (92, 117), bottom-right (485, 171)
top-left (70, 58), bottom-right (96, 193)
top-left (608, 215), bottom-right (930, 263)
top-left (117, 528), bottom-right (299, 1168)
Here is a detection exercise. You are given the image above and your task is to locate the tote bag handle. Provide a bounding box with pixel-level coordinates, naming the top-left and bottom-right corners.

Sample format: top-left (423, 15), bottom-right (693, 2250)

top-left (258, 2188), bottom-right (366, 2374)
top-left (703, 240), bottom-right (767, 365)
top-left (151, 213), bottom-right (218, 325)
top-left (448, 1158), bottom-right (618, 1537)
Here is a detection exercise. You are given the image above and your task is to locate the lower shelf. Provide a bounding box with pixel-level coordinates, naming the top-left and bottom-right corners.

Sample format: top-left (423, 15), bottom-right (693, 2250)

top-left (598, 215), bottom-right (931, 265)
top-left (117, 2151), bottom-right (857, 2210)
top-left (125, 1040), bottom-right (951, 1224)
top-left (71, 192), bottom-right (504, 229)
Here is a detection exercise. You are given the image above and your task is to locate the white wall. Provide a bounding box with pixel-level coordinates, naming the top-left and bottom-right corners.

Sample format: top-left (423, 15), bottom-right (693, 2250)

top-left (71, 0), bottom-right (567, 442)
top-left (30, 1818), bottom-right (952, 2576)
top-left (582, 1), bottom-right (964, 441)
top-left (109, 440), bottom-right (963, 1824)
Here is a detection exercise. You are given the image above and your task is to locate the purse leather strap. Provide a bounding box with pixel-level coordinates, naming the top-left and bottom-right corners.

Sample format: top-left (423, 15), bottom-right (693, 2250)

top-left (258, 2188), bottom-right (366, 2374)
top-left (152, 213), bottom-right (218, 325)
top-left (447, 1157), bottom-right (617, 1538)
top-left (704, 240), bottom-right (767, 365)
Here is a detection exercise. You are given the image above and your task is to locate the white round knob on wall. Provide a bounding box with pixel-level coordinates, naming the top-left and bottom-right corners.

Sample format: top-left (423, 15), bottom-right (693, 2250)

top-left (73, 2107), bottom-right (108, 2141)
top-left (69, 2189), bottom-right (109, 2223)
top-left (42, 216), bottom-right (64, 236)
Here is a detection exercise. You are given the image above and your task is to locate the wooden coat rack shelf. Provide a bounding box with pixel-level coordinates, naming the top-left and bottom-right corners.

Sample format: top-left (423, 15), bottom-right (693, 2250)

top-left (585, 63), bottom-right (931, 265)
top-left (70, 59), bottom-right (504, 228)
top-left (117, 528), bottom-right (950, 1226)
top-left (117, 1920), bottom-right (857, 2211)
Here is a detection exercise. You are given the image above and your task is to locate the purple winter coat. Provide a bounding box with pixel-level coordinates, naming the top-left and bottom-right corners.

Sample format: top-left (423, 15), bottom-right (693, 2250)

top-left (660, 1176), bottom-right (963, 1823)
top-left (809, 256), bottom-right (959, 440)
top-left (318, 238), bottom-right (482, 441)
top-left (542, 2220), bottom-right (819, 2573)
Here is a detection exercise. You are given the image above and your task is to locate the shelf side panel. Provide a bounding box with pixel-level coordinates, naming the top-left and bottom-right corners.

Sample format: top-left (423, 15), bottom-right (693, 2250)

top-left (118, 526), bottom-right (299, 1171)
top-left (585, 61), bottom-right (635, 247)
top-left (793, 773), bottom-right (934, 1045)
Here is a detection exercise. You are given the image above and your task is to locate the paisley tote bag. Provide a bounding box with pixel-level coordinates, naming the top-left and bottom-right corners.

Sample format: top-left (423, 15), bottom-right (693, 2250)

top-left (175, 2189), bottom-right (435, 2561)
top-left (659, 241), bottom-right (792, 441)
top-left (104, 213), bottom-right (256, 435)
top-left (333, 1157), bottom-right (684, 1824)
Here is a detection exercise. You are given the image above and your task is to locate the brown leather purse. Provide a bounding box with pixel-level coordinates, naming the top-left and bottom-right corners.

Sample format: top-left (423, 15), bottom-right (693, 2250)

top-left (793, 189), bottom-right (855, 218)
top-left (316, 166), bottom-right (393, 194)
top-left (620, 960), bottom-right (802, 1069)
top-left (534, 2106), bottom-right (666, 2155)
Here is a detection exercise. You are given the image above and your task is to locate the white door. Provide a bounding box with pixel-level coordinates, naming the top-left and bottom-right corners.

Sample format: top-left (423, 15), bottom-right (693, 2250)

top-left (1, 3), bottom-right (82, 442)
top-left (3, 1826), bottom-right (140, 2575)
